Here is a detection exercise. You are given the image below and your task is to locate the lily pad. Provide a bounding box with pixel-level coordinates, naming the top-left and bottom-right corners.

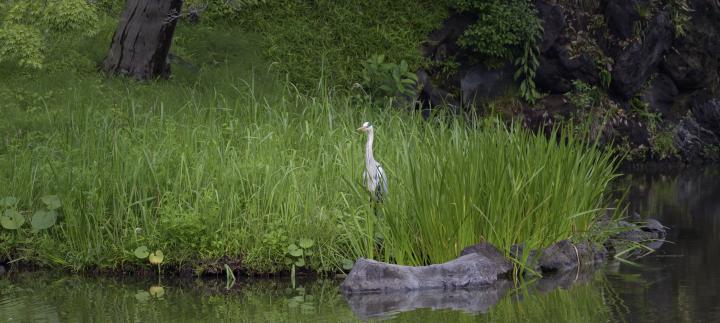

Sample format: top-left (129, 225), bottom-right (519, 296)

top-left (1, 209), bottom-right (24, 230)
top-left (298, 238), bottom-right (314, 249)
top-left (0, 196), bottom-right (17, 207)
top-left (149, 286), bottom-right (165, 298)
top-left (41, 195), bottom-right (62, 210)
top-left (134, 246), bottom-right (149, 259)
top-left (342, 259), bottom-right (354, 270)
top-left (31, 209), bottom-right (57, 230)
top-left (134, 291), bottom-right (150, 302)
top-left (149, 250), bottom-right (164, 265)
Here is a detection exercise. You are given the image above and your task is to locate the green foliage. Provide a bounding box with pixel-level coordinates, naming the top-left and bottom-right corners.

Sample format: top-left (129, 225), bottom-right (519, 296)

top-left (453, 0), bottom-right (544, 103)
top-left (0, 24), bottom-right (45, 68)
top-left (237, 0), bottom-right (448, 90)
top-left (0, 0), bottom-right (99, 69)
top-left (360, 54), bottom-right (418, 103)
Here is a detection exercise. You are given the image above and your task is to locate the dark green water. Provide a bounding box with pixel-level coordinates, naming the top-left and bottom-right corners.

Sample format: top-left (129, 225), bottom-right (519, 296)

top-left (1, 169), bottom-right (717, 322)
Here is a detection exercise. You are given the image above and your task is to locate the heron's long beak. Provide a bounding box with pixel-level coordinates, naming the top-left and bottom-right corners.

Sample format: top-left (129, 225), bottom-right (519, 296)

top-left (356, 127), bottom-right (365, 132)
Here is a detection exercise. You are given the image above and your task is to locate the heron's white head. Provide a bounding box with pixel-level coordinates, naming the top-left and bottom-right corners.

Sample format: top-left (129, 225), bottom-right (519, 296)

top-left (357, 121), bottom-right (373, 133)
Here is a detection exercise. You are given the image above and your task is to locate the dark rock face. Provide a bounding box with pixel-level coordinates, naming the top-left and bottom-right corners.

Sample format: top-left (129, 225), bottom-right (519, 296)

top-left (341, 243), bottom-right (512, 294)
top-left (610, 12), bottom-right (674, 100)
top-left (642, 73), bottom-right (680, 116)
top-left (603, 0), bottom-right (642, 40)
top-left (415, 0), bottom-right (720, 161)
top-left (460, 65), bottom-right (516, 107)
top-left (676, 98), bottom-right (720, 162)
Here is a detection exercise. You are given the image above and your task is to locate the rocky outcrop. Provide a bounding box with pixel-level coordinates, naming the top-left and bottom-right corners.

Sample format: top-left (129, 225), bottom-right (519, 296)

top-left (610, 12), bottom-right (674, 100)
top-left (417, 0), bottom-right (720, 162)
top-left (676, 98), bottom-right (720, 162)
top-left (341, 218), bottom-right (665, 294)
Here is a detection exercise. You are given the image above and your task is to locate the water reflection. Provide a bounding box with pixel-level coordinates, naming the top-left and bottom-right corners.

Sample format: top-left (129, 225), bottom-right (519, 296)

top-left (610, 168), bottom-right (720, 322)
top-left (1, 269), bottom-right (620, 322)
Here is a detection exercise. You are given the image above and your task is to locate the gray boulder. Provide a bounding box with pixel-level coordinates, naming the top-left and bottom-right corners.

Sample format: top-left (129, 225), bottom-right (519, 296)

top-left (341, 242), bottom-right (512, 294)
top-left (538, 240), bottom-right (608, 273)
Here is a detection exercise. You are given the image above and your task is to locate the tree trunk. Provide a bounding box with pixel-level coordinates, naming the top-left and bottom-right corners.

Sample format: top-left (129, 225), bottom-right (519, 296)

top-left (103, 0), bottom-right (183, 80)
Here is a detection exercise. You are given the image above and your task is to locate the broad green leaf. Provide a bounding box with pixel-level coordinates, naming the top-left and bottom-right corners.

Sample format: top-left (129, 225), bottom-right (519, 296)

top-left (287, 243), bottom-right (299, 252)
top-left (41, 195), bottom-right (62, 210)
top-left (1, 209), bottom-right (24, 230)
top-left (1, 196), bottom-right (17, 207)
top-left (298, 238), bottom-right (314, 249)
top-left (149, 250), bottom-right (164, 265)
top-left (134, 291), bottom-right (150, 302)
top-left (294, 258), bottom-right (305, 267)
top-left (289, 248), bottom-right (303, 257)
top-left (134, 246), bottom-right (149, 259)
top-left (31, 209), bottom-right (57, 230)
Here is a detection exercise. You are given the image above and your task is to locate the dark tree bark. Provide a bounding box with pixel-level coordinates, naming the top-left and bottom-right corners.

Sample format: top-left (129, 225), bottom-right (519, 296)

top-left (103, 0), bottom-right (183, 80)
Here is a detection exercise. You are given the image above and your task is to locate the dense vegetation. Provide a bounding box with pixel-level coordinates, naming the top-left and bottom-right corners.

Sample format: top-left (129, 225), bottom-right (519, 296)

top-left (1, 1), bottom-right (623, 275)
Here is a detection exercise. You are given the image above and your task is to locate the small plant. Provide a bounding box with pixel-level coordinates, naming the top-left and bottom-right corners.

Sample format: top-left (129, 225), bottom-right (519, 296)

top-left (360, 54), bottom-right (418, 103)
top-left (285, 238), bottom-right (315, 287)
top-left (1, 197), bottom-right (23, 230)
top-left (0, 195), bottom-right (61, 231)
top-left (134, 245), bottom-right (165, 279)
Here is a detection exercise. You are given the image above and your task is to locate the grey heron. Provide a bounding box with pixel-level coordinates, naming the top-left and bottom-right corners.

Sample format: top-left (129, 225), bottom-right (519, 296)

top-left (357, 122), bottom-right (388, 202)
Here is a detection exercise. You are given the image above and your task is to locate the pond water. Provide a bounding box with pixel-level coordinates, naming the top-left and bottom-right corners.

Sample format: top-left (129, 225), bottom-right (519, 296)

top-left (1, 169), bottom-right (718, 322)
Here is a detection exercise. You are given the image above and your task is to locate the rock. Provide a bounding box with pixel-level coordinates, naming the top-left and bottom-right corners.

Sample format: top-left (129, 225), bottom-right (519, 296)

top-left (661, 0), bottom-right (720, 91)
top-left (611, 12), bottom-right (673, 99)
top-left (509, 243), bottom-right (541, 273)
top-left (692, 98), bottom-right (720, 135)
top-left (603, 0), bottom-right (641, 40)
top-left (460, 64), bottom-right (516, 107)
top-left (613, 219), bottom-right (666, 242)
top-left (343, 280), bottom-right (513, 319)
top-left (535, 0), bottom-right (567, 53)
top-left (675, 98), bottom-right (720, 162)
top-left (417, 69), bottom-right (458, 111)
top-left (642, 73), bottom-right (679, 115)
top-left (537, 240), bottom-right (607, 273)
top-left (536, 56), bottom-right (573, 94)
top-left (341, 244), bottom-right (512, 294)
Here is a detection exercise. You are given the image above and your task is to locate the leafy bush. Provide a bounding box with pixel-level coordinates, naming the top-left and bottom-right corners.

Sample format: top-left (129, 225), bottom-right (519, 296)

top-left (0, 0), bottom-right (99, 69)
top-left (453, 0), bottom-right (543, 103)
top-left (359, 54), bottom-right (418, 103)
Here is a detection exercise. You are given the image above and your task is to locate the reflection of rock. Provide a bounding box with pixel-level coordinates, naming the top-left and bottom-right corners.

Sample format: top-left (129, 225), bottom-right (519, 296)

top-left (340, 243), bottom-right (512, 294)
top-left (344, 280), bottom-right (513, 320)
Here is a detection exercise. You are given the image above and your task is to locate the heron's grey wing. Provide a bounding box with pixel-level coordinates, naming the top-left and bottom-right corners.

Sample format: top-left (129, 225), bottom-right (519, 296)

top-left (376, 164), bottom-right (388, 198)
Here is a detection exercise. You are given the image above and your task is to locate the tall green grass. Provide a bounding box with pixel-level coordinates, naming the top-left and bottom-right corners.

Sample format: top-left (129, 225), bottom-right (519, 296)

top-left (0, 76), bottom-right (618, 273)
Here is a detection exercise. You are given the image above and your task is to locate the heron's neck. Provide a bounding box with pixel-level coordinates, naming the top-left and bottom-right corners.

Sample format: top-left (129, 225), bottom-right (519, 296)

top-left (365, 130), bottom-right (375, 165)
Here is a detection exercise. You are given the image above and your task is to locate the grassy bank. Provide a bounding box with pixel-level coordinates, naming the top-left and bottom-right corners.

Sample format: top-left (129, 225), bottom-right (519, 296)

top-left (0, 20), bottom-right (620, 275)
